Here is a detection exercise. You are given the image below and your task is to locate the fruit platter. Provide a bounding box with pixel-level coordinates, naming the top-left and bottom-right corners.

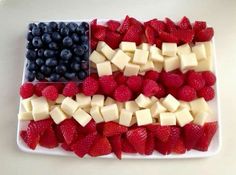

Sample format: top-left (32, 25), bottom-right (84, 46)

top-left (17, 16), bottom-right (221, 159)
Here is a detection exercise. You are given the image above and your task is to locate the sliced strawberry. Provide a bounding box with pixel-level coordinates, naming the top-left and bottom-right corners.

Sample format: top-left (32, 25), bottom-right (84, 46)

top-left (193, 21), bottom-right (206, 33)
top-left (172, 136), bottom-right (186, 154)
top-left (105, 31), bottom-right (122, 49)
top-left (92, 25), bottom-right (107, 40)
top-left (90, 19), bottom-right (97, 29)
top-left (146, 124), bottom-right (171, 142)
top-left (61, 142), bottom-right (72, 151)
top-left (121, 136), bottom-right (137, 153)
top-left (103, 122), bottom-right (128, 137)
top-left (59, 119), bottom-right (78, 145)
top-left (106, 20), bottom-right (120, 31)
top-left (90, 38), bottom-right (98, 50)
top-left (172, 29), bottom-right (194, 43)
top-left (109, 135), bottom-right (122, 159)
top-left (165, 17), bottom-right (178, 32)
top-left (145, 132), bottom-right (155, 155)
top-left (53, 124), bottom-right (64, 143)
top-left (82, 119), bottom-right (97, 134)
top-left (159, 31), bottom-right (178, 43)
top-left (145, 26), bottom-right (157, 45)
top-left (178, 16), bottom-right (192, 30)
top-left (129, 17), bottom-right (144, 33)
top-left (119, 15), bottom-right (130, 34)
top-left (147, 19), bottom-right (166, 33)
top-left (39, 126), bottom-right (58, 148)
top-left (195, 27), bottom-right (214, 42)
top-left (20, 130), bottom-right (27, 144)
top-left (155, 39), bottom-right (162, 49)
top-left (89, 135), bottom-right (112, 157)
top-left (123, 25), bottom-right (143, 45)
top-left (194, 122), bottom-right (218, 151)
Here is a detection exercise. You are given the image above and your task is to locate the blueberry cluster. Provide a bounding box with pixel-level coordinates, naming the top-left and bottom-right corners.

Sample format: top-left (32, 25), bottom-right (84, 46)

top-left (26, 21), bottom-right (89, 82)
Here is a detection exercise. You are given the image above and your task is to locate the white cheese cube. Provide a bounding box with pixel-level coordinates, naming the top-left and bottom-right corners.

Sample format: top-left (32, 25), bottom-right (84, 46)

top-left (76, 93), bottom-right (91, 108)
top-left (119, 42), bottom-right (136, 52)
top-left (89, 50), bottom-right (106, 64)
top-left (192, 44), bottom-right (207, 61)
top-left (18, 111), bottom-right (33, 121)
top-left (162, 94), bottom-right (180, 112)
top-left (140, 60), bottom-right (155, 72)
top-left (154, 62), bottom-right (163, 72)
top-left (96, 41), bottom-right (107, 53)
top-left (138, 43), bottom-right (150, 50)
top-left (150, 45), bottom-right (161, 54)
top-left (104, 97), bottom-right (115, 106)
top-left (132, 49), bottom-right (149, 65)
top-left (180, 53), bottom-right (198, 71)
top-left (159, 112), bottom-right (176, 126)
top-left (90, 106), bottom-right (104, 123)
top-left (50, 106), bottom-right (67, 124)
top-left (21, 95), bottom-right (36, 112)
top-left (193, 111), bottom-right (208, 126)
top-left (111, 63), bottom-right (119, 72)
top-left (194, 56), bottom-right (213, 72)
top-left (125, 101), bottom-right (139, 113)
top-left (55, 94), bottom-right (66, 104)
top-left (91, 95), bottom-right (104, 107)
top-left (175, 108), bottom-right (193, 127)
top-left (119, 109), bottom-right (133, 126)
top-left (73, 108), bottom-right (92, 127)
top-left (177, 44), bottom-right (191, 56)
top-left (135, 109), bottom-right (153, 126)
top-left (196, 41), bottom-right (213, 56)
top-left (96, 61), bottom-right (112, 77)
top-left (100, 44), bottom-right (115, 60)
top-left (135, 94), bottom-right (152, 108)
top-left (178, 101), bottom-right (191, 111)
top-left (149, 51), bottom-right (164, 63)
top-left (149, 96), bottom-right (159, 106)
top-left (61, 97), bottom-right (79, 116)
top-left (190, 98), bottom-right (210, 115)
top-left (101, 104), bottom-right (119, 122)
top-left (150, 101), bottom-right (167, 118)
top-left (162, 43), bottom-right (177, 56)
top-left (117, 102), bottom-right (124, 112)
top-left (124, 63), bottom-right (140, 76)
top-left (31, 97), bottom-right (49, 121)
top-left (111, 50), bottom-right (131, 70)
top-left (164, 56), bottom-right (180, 72)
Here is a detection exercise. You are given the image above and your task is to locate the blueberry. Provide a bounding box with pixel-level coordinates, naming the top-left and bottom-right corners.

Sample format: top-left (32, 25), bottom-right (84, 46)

top-left (38, 22), bottom-right (46, 29)
top-left (26, 71), bottom-right (35, 81)
top-left (40, 65), bottom-right (52, 76)
top-left (74, 56), bottom-right (81, 62)
top-left (32, 36), bottom-right (43, 48)
top-left (60, 27), bottom-right (70, 36)
top-left (26, 42), bottom-right (34, 49)
top-left (48, 42), bottom-right (58, 50)
top-left (71, 62), bottom-right (81, 72)
top-left (26, 50), bottom-right (37, 60)
top-left (37, 49), bottom-right (44, 57)
top-left (35, 58), bottom-right (44, 66)
top-left (81, 51), bottom-right (89, 60)
top-left (62, 36), bottom-right (73, 47)
top-left (27, 61), bottom-right (38, 71)
top-left (80, 61), bottom-right (89, 70)
top-left (77, 70), bottom-right (87, 80)
top-left (42, 33), bottom-right (52, 44)
top-left (71, 33), bottom-right (80, 43)
top-left (28, 23), bottom-right (37, 31)
top-left (81, 44), bottom-right (89, 52)
top-left (45, 58), bottom-right (58, 67)
top-left (52, 32), bottom-right (62, 42)
top-left (60, 49), bottom-right (72, 60)
top-left (49, 73), bottom-right (60, 81)
top-left (41, 26), bottom-right (53, 34)
top-left (81, 22), bottom-right (89, 30)
top-left (58, 22), bottom-right (66, 29)
top-left (80, 35), bottom-right (88, 43)
top-left (55, 64), bottom-right (67, 75)
top-left (48, 22), bottom-right (58, 30)
top-left (44, 49), bottom-right (55, 57)
top-left (73, 46), bottom-right (84, 56)
top-left (64, 72), bottom-right (76, 80)
top-left (54, 50), bottom-right (60, 57)
top-left (75, 26), bottom-right (85, 35)
top-left (67, 22), bottom-right (78, 32)
top-left (36, 72), bottom-right (45, 80)
top-left (32, 27), bottom-right (41, 36)
top-left (27, 32), bottom-right (34, 41)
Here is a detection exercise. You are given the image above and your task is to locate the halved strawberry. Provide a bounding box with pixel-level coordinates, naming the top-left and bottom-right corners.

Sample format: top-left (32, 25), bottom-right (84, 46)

top-left (109, 135), bottom-right (122, 160)
top-left (82, 119), bottom-right (97, 134)
top-left (195, 27), bottom-right (214, 42)
top-left (165, 17), bottom-right (178, 32)
top-left (159, 31), bottom-right (178, 43)
top-left (59, 119), bottom-right (78, 145)
top-left (193, 21), bottom-right (207, 33)
top-left (20, 130), bottom-right (27, 143)
top-left (106, 20), bottom-right (120, 31)
top-left (145, 26), bottom-right (157, 45)
top-left (89, 135), bottom-right (112, 157)
top-left (129, 17), bottom-right (144, 33)
top-left (155, 39), bottom-right (162, 49)
top-left (103, 122), bottom-right (128, 137)
top-left (172, 136), bottom-right (186, 154)
top-left (90, 38), bottom-right (98, 50)
top-left (172, 29), bottom-right (194, 43)
top-left (61, 142), bottom-right (72, 151)
top-left (92, 25), bottom-right (107, 40)
top-left (146, 19), bottom-right (166, 33)
top-left (119, 15), bottom-right (130, 34)
top-left (105, 31), bottom-right (122, 49)
top-left (121, 136), bottom-right (137, 153)
top-left (123, 25), bottom-right (143, 45)
top-left (39, 126), bottom-right (58, 148)
top-left (178, 16), bottom-right (192, 30)
top-left (146, 124), bottom-right (171, 142)
top-left (145, 132), bottom-right (155, 155)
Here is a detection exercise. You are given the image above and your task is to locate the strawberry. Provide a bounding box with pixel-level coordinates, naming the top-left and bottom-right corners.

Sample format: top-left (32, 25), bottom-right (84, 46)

top-left (155, 39), bottom-right (162, 49)
top-left (82, 119), bottom-right (97, 135)
top-left (119, 15), bottom-right (130, 34)
top-left (145, 26), bottom-right (157, 45)
top-left (61, 142), bottom-right (72, 151)
top-left (126, 127), bottom-right (147, 154)
top-left (149, 19), bottom-right (166, 33)
top-left (59, 119), bottom-right (78, 145)
top-left (20, 130), bottom-right (27, 144)
top-left (93, 25), bottom-right (107, 40)
top-left (145, 132), bottom-right (155, 155)
top-left (194, 122), bottom-right (218, 151)
top-left (96, 122), bottom-right (105, 134)
top-left (172, 29), bottom-right (194, 43)
top-left (90, 19), bottom-right (97, 30)
top-left (159, 31), bottom-right (178, 43)
top-left (193, 21), bottom-right (207, 33)
top-left (39, 126), bottom-right (58, 148)
top-left (123, 25), bottom-right (143, 45)
top-left (53, 124), bottom-right (64, 143)
top-left (91, 38), bottom-right (98, 50)
top-left (146, 124), bottom-right (171, 142)
top-left (89, 135), bottom-right (112, 157)
top-left (105, 31), bottom-right (122, 49)
top-left (109, 135), bottom-right (122, 159)
top-left (165, 17), bottom-right (178, 32)
top-left (172, 137), bottom-right (186, 154)
top-left (129, 17), bottom-right (144, 33)
top-left (103, 122), bottom-right (128, 137)
top-left (178, 16), bottom-right (192, 30)
top-left (121, 137), bottom-right (137, 153)
top-left (106, 20), bottom-right (120, 31)
top-left (71, 132), bottom-right (97, 158)
top-left (195, 27), bottom-right (214, 42)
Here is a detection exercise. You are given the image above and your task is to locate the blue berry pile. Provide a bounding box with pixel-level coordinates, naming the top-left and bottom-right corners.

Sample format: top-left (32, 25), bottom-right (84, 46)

top-left (26, 21), bottom-right (89, 82)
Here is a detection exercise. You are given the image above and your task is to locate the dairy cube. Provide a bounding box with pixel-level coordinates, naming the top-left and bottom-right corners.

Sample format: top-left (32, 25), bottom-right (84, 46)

top-left (104, 97), bottom-right (115, 106)
top-left (193, 111), bottom-right (208, 126)
top-left (177, 44), bottom-right (191, 56)
top-left (180, 53), bottom-right (198, 71)
top-left (150, 45), bottom-right (161, 54)
top-left (101, 104), bottom-right (119, 122)
top-left (96, 61), bottom-right (112, 77)
top-left (119, 109), bottom-right (133, 126)
top-left (50, 106), bottom-right (68, 124)
top-left (194, 56), bottom-right (213, 71)
top-left (21, 95), bottom-right (36, 112)
top-left (31, 97), bottom-right (49, 121)
top-left (123, 63), bottom-right (140, 76)
top-left (100, 44), bottom-right (115, 60)
top-left (90, 106), bottom-right (104, 123)
top-left (18, 111), bottom-right (33, 120)
top-left (149, 51), bottom-right (164, 63)
top-left (162, 43), bottom-right (177, 56)
top-left (175, 108), bottom-right (193, 127)
top-left (76, 93), bottom-right (91, 108)
top-left (111, 50), bottom-right (131, 70)
top-left (190, 98), bottom-right (210, 115)
top-left (178, 101), bottom-right (191, 111)
top-left (55, 94), bottom-right (66, 104)
top-left (154, 62), bottom-right (163, 72)
top-left (192, 44), bottom-right (207, 61)
top-left (73, 108), bottom-right (92, 127)
top-left (149, 96), bottom-right (158, 106)
top-left (135, 94), bottom-right (152, 108)
top-left (132, 49), bottom-right (149, 65)
top-left (164, 56), bottom-right (180, 72)
top-left (89, 50), bottom-right (106, 64)
top-left (159, 112), bottom-right (176, 126)
top-left (150, 101), bottom-right (167, 118)
top-left (196, 41), bottom-right (213, 56)
top-left (140, 60), bottom-right (155, 72)
top-left (162, 94), bottom-right (180, 112)
top-left (91, 95), bottom-right (104, 107)
top-left (119, 42), bottom-right (136, 52)
top-left (135, 109), bottom-right (153, 126)
top-left (138, 43), bottom-right (150, 50)
top-left (96, 41), bottom-right (107, 53)
top-left (61, 97), bottom-right (79, 116)
top-left (125, 101), bottom-right (139, 113)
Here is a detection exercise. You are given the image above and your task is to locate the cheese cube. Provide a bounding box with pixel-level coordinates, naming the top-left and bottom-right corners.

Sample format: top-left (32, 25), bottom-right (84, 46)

top-left (119, 42), bottom-right (136, 52)
top-left (111, 50), bottom-right (131, 70)
top-left (96, 61), bottom-right (112, 77)
top-left (135, 94), bottom-right (152, 108)
top-left (90, 106), bottom-right (104, 123)
top-left (89, 50), bottom-right (106, 64)
top-left (132, 49), bottom-right (149, 65)
top-left (96, 41), bottom-right (107, 53)
top-left (119, 109), bottom-right (133, 126)
top-left (150, 45), bottom-right (161, 54)
top-left (101, 104), bottom-right (119, 122)
top-left (150, 101), bottom-right (167, 118)
top-left (138, 43), bottom-right (150, 50)
top-left (150, 96), bottom-right (158, 106)
top-left (21, 95), bottom-right (36, 112)
top-left (194, 56), bottom-right (213, 72)
top-left (125, 101), bottom-right (139, 113)
top-left (18, 112), bottom-right (33, 120)
top-left (61, 97), bottom-right (79, 116)
top-left (111, 63), bottom-right (119, 72)
top-left (125, 52), bottom-right (134, 58)
top-left (55, 94), bottom-right (66, 104)
top-left (140, 60), bottom-right (155, 72)
top-left (104, 97), bottom-right (115, 106)
top-left (124, 63), bottom-right (140, 76)
top-left (178, 101), bottom-right (191, 111)
top-left (73, 108), bottom-right (92, 127)
top-left (76, 93), bottom-right (91, 108)
top-left (180, 53), bottom-right (198, 71)
top-left (135, 109), bottom-right (153, 126)
top-left (175, 108), bottom-right (193, 127)
top-left (159, 112), bottom-right (176, 126)
top-left (91, 95), bottom-right (104, 107)
top-left (190, 98), bottom-right (210, 115)
top-left (100, 44), bottom-right (115, 60)
top-left (154, 62), bottom-right (163, 72)
top-left (162, 43), bottom-right (177, 56)
top-left (177, 44), bottom-right (191, 56)
top-left (164, 56), bottom-right (180, 72)
top-left (196, 41), bottom-right (213, 56)
top-left (192, 44), bottom-right (207, 61)
top-left (50, 106), bottom-right (68, 124)
top-left (31, 97), bottom-right (49, 121)
top-left (193, 111), bottom-right (208, 126)
top-left (162, 94), bottom-right (180, 112)
top-left (149, 51), bottom-right (164, 63)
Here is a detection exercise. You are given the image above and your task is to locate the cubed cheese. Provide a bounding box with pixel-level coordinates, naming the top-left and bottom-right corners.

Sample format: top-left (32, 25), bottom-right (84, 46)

top-left (194, 56), bottom-right (213, 71)
top-left (159, 112), bottom-right (176, 126)
top-left (18, 111), bottom-right (33, 121)
top-left (89, 50), bottom-right (106, 64)
top-left (180, 53), bottom-right (198, 71)
top-left (140, 60), bottom-right (155, 72)
top-left (190, 98), bottom-right (210, 115)
top-left (135, 94), bottom-right (152, 108)
top-left (138, 43), bottom-right (150, 50)
top-left (90, 106), bottom-right (104, 123)
top-left (50, 106), bottom-right (67, 124)
top-left (135, 109), bottom-right (153, 126)
top-left (119, 42), bottom-right (136, 52)
top-left (31, 97), bottom-right (49, 121)
top-left (76, 93), bottom-right (91, 108)
top-left (101, 104), bottom-right (119, 122)
top-left (96, 41), bottom-right (107, 53)
top-left (91, 95), bottom-right (104, 107)
top-left (61, 97), bottom-right (79, 116)
top-left (149, 51), bottom-right (164, 63)
top-left (132, 49), bottom-right (149, 65)
top-left (178, 101), bottom-right (191, 111)
top-left (162, 43), bottom-right (177, 56)
top-left (162, 94), bottom-right (180, 112)
top-left (119, 109), bottom-right (133, 127)
top-left (196, 41), bottom-right (213, 56)
top-left (21, 95), bottom-right (36, 112)
top-left (100, 44), bottom-right (115, 60)
top-left (150, 101), bottom-right (167, 118)
top-left (125, 101), bottom-right (139, 113)
top-left (175, 108), bottom-right (193, 127)
top-left (73, 108), bottom-right (92, 127)
top-left (150, 45), bottom-right (161, 54)
top-left (123, 63), bottom-right (140, 76)
top-left (192, 44), bottom-right (207, 61)
top-left (193, 111), bottom-right (208, 126)
top-left (96, 61), bottom-right (112, 77)
top-left (111, 50), bottom-right (131, 70)
top-left (177, 44), bottom-right (191, 56)
top-left (164, 56), bottom-right (180, 72)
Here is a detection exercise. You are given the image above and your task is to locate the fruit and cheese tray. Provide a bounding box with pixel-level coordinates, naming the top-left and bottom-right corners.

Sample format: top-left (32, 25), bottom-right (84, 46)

top-left (17, 16), bottom-right (221, 159)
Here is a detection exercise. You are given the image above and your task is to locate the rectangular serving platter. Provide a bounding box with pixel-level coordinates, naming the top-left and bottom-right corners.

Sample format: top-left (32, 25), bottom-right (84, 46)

top-left (17, 19), bottom-right (221, 159)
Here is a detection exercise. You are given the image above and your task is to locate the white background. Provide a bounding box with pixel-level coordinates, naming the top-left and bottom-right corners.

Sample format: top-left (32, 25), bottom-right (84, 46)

top-left (0, 0), bottom-right (236, 174)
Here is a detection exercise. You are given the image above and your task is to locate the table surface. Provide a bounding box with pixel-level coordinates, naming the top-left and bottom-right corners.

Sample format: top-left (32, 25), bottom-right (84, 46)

top-left (1, 0), bottom-right (236, 174)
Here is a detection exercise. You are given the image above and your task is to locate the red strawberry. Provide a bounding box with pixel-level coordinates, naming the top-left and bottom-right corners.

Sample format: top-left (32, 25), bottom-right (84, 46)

top-left (195, 27), bottom-right (214, 42)
top-left (119, 15), bottom-right (130, 34)
top-left (126, 127), bottom-right (147, 154)
top-left (19, 83), bottom-right (34, 99)
top-left (54, 124), bottom-right (64, 143)
top-left (145, 132), bottom-right (155, 155)
top-left (123, 25), bottom-right (143, 45)
top-left (198, 86), bottom-right (215, 101)
top-left (34, 83), bottom-right (48, 96)
top-left (144, 70), bottom-right (160, 81)
top-left (202, 71), bottom-right (216, 86)
top-left (145, 26), bottom-right (157, 45)
top-left (165, 17), bottom-right (177, 32)
top-left (82, 119), bottom-right (97, 134)
top-left (172, 29), bottom-right (194, 43)
top-left (103, 122), bottom-right (128, 137)
top-left (39, 126), bottom-right (58, 148)
top-left (42, 85), bottom-right (58, 101)
top-left (183, 123), bottom-right (204, 150)
top-left (109, 135), bottom-right (122, 159)
top-left (177, 85), bottom-right (197, 102)
top-left (142, 79), bottom-right (160, 97)
top-left (113, 85), bottom-right (132, 102)
top-left (129, 17), bottom-right (144, 32)
top-left (193, 21), bottom-right (207, 33)
top-left (62, 82), bottom-right (78, 97)
top-left (161, 71), bottom-right (184, 88)
top-left (155, 84), bottom-right (166, 98)
top-left (89, 135), bottom-right (112, 157)
top-left (20, 130), bottom-right (27, 144)
top-left (96, 122), bottom-right (105, 134)
top-left (159, 31), bottom-right (178, 43)
top-left (82, 76), bottom-right (99, 96)
top-left (71, 132), bottom-right (97, 158)
top-left (194, 122), bottom-right (218, 151)
top-left (155, 39), bottom-right (162, 49)
top-left (99, 75), bottom-right (117, 96)
top-left (105, 31), bottom-right (122, 49)
top-left (59, 119), bottom-right (78, 145)
top-left (61, 142), bottom-right (72, 151)
top-left (106, 20), bottom-right (120, 31)
top-left (178, 16), bottom-right (192, 30)
top-left (149, 19), bottom-right (166, 33)
top-left (126, 75), bottom-right (143, 93)
top-left (187, 71), bottom-right (206, 90)
top-left (91, 38), bottom-right (98, 50)
top-left (172, 137), bottom-right (186, 154)
top-left (121, 136), bottom-right (137, 153)
top-left (93, 25), bottom-right (107, 40)
top-left (90, 19), bottom-right (97, 30)
top-left (146, 124), bottom-right (171, 142)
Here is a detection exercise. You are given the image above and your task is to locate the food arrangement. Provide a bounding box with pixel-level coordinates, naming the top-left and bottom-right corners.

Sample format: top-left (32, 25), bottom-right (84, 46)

top-left (18, 16), bottom-right (219, 159)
